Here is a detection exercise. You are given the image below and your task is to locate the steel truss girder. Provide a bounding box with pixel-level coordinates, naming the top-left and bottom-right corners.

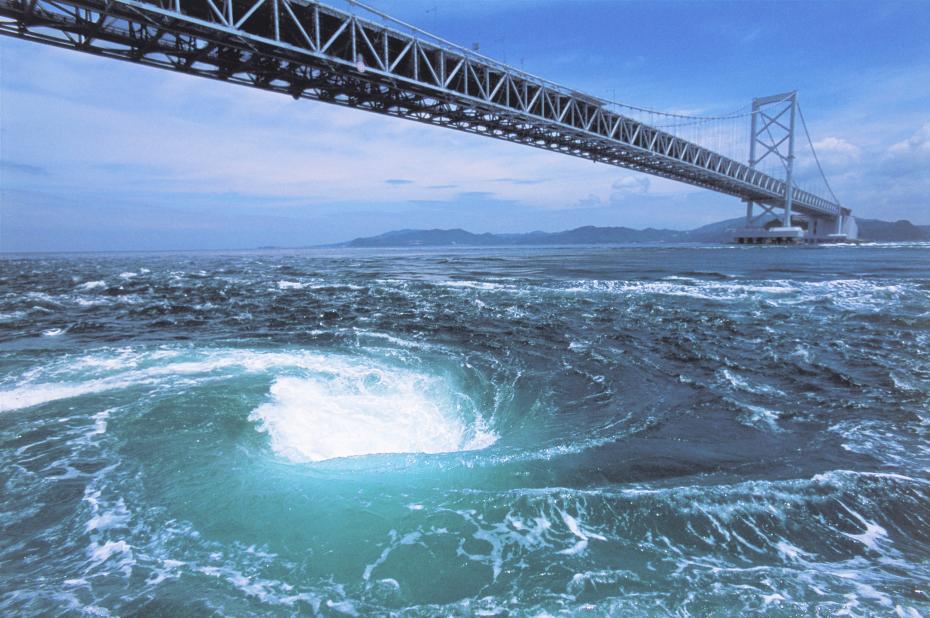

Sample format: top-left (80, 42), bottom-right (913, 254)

top-left (0, 0), bottom-right (848, 218)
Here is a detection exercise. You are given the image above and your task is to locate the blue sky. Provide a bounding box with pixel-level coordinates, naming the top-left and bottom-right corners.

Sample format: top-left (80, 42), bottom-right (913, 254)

top-left (2, 0), bottom-right (929, 251)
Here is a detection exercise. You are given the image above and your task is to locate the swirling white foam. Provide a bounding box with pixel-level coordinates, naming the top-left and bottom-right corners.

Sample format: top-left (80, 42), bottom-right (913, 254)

top-left (249, 359), bottom-right (497, 462)
top-left (0, 346), bottom-right (498, 462)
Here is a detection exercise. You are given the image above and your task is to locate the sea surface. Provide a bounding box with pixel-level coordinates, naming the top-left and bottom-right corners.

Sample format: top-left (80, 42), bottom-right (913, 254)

top-left (1, 243), bottom-right (929, 616)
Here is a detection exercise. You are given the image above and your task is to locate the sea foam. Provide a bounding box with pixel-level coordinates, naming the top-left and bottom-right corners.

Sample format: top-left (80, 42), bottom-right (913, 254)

top-left (249, 360), bottom-right (496, 462)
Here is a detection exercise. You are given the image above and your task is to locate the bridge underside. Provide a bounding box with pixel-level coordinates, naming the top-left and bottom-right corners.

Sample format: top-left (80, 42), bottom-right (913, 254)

top-left (1, 0), bottom-right (848, 223)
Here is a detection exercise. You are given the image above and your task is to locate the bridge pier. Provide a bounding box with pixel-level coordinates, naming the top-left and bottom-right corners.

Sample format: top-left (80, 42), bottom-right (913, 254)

top-left (735, 212), bottom-right (857, 244)
top-left (734, 225), bottom-right (804, 245)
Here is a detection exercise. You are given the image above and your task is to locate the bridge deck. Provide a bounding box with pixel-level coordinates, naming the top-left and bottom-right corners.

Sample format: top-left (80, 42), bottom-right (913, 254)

top-left (0, 0), bottom-right (847, 219)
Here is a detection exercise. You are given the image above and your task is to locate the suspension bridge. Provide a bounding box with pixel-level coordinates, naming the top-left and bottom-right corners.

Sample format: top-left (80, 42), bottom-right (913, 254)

top-left (0, 0), bottom-right (856, 242)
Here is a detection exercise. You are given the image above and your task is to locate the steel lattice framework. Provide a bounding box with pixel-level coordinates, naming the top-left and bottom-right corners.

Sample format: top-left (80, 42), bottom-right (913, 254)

top-left (0, 0), bottom-right (849, 221)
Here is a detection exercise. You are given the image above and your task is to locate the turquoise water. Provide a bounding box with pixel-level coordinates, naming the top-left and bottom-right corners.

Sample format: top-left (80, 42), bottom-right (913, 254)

top-left (1, 244), bottom-right (929, 615)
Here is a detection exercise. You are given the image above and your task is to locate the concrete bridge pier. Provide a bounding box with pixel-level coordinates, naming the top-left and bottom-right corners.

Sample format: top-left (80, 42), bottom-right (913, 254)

top-left (734, 207), bottom-right (857, 244)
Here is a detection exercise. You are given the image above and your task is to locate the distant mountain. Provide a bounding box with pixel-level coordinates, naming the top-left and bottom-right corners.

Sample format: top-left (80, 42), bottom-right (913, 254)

top-left (855, 219), bottom-right (930, 241)
top-left (343, 226), bottom-right (676, 247)
top-left (343, 217), bottom-right (750, 247)
top-left (339, 217), bottom-right (930, 247)
top-left (342, 228), bottom-right (509, 247)
top-left (530, 225), bottom-right (684, 244)
top-left (677, 217), bottom-right (754, 243)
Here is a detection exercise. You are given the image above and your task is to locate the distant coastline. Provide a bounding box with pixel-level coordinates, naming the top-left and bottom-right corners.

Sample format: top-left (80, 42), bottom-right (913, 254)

top-left (334, 217), bottom-right (930, 248)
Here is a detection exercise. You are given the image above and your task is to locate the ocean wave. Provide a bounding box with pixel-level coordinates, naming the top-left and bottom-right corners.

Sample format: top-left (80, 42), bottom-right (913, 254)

top-left (556, 278), bottom-right (926, 311)
top-left (77, 280), bottom-right (106, 291)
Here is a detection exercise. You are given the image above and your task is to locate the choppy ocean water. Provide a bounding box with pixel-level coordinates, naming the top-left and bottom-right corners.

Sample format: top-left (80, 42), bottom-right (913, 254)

top-left (1, 243), bottom-right (928, 616)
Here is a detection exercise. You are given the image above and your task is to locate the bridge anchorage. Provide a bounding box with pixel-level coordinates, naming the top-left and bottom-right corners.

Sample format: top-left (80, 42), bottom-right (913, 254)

top-left (0, 0), bottom-right (854, 243)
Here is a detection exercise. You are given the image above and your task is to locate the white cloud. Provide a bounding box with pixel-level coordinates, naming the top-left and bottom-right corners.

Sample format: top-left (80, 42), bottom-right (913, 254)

top-left (815, 122), bottom-right (930, 223)
top-left (888, 123), bottom-right (930, 155)
top-left (610, 175), bottom-right (650, 197)
top-left (813, 136), bottom-right (861, 159)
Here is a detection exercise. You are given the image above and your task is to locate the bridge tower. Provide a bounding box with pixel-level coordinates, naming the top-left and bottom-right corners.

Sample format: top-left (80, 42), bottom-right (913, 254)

top-left (740, 92), bottom-right (805, 243)
top-left (737, 91), bottom-right (855, 243)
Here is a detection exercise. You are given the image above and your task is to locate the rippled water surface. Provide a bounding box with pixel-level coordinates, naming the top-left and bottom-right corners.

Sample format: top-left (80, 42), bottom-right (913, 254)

top-left (1, 244), bottom-right (929, 616)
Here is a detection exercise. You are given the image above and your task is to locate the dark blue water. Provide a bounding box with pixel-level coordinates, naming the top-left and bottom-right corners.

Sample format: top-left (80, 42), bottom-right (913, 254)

top-left (2, 244), bottom-right (929, 616)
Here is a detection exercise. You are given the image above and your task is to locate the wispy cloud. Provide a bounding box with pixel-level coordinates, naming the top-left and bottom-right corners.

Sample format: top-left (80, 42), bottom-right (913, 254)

top-left (493, 177), bottom-right (545, 185)
top-left (610, 176), bottom-right (651, 198)
top-left (623, 55), bottom-right (646, 70)
top-left (0, 160), bottom-right (48, 175)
